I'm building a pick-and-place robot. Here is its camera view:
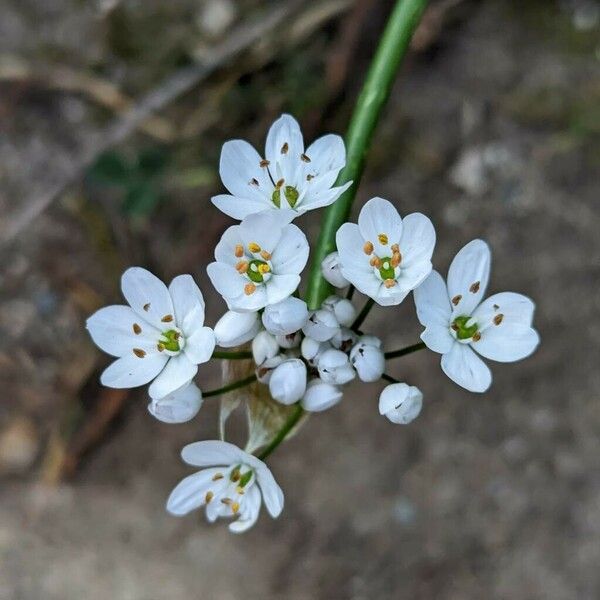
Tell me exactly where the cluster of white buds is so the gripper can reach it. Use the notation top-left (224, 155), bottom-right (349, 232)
top-left (86, 114), bottom-right (539, 533)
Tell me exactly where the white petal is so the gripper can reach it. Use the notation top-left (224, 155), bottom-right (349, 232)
top-left (441, 343), bottom-right (491, 393)
top-left (421, 325), bottom-right (454, 354)
top-left (121, 267), bottom-right (174, 330)
top-left (358, 197), bottom-right (403, 256)
top-left (321, 251), bottom-right (350, 288)
top-left (473, 324), bottom-right (539, 363)
top-left (168, 275), bottom-right (205, 334)
top-left (270, 224), bottom-right (309, 275)
top-left (229, 485), bottom-right (262, 533)
top-left (229, 285), bottom-right (269, 312)
top-left (447, 239), bottom-right (491, 317)
top-left (297, 181), bottom-right (352, 211)
top-left (379, 383), bottom-right (423, 425)
top-left (255, 463), bottom-right (285, 518)
top-left (214, 224), bottom-right (243, 266)
top-left (373, 283), bottom-right (410, 307)
top-left (214, 310), bottom-right (261, 347)
top-left (266, 274), bottom-right (300, 305)
top-left (87, 305), bottom-right (161, 357)
top-left (100, 352), bottom-right (167, 388)
top-left (302, 134), bottom-right (346, 193)
top-left (301, 379), bottom-right (343, 412)
top-left (262, 296), bottom-right (309, 336)
top-left (148, 353), bottom-right (198, 399)
top-left (398, 213), bottom-right (436, 268)
top-left (343, 268), bottom-right (384, 300)
top-left (252, 331), bottom-right (279, 364)
top-left (413, 270), bottom-right (452, 328)
top-left (184, 326), bottom-right (216, 365)
top-left (211, 194), bottom-right (270, 220)
top-left (238, 212), bottom-right (284, 255)
top-left (472, 292), bottom-right (536, 329)
top-left (265, 114), bottom-right (304, 184)
top-left (206, 262), bottom-right (246, 300)
top-left (148, 382), bottom-right (203, 424)
top-left (268, 359), bottom-right (307, 405)
top-left (181, 440), bottom-right (247, 467)
top-left (166, 468), bottom-right (222, 516)
top-left (336, 223), bottom-right (371, 273)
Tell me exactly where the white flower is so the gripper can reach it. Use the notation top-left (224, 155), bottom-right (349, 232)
top-left (414, 239), bottom-right (540, 393)
top-left (379, 383), bottom-right (423, 424)
top-left (302, 309), bottom-right (339, 342)
top-left (322, 295), bottom-right (356, 327)
top-left (214, 310), bottom-right (261, 348)
top-left (321, 251), bottom-right (350, 288)
top-left (318, 348), bottom-right (355, 385)
top-left (252, 331), bottom-right (279, 365)
top-left (207, 212), bottom-right (309, 312)
top-left (301, 379), bottom-right (343, 412)
top-left (350, 337), bottom-right (385, 382)
top-left (268, 359), bottom-right (307, 404)
top-left (166, 440), bottom-right (284, 533)
top-left (300, 336), bottom-right (328, 366)
top-left (262, 296), bottom-right (309, 336)
top-left (336, 197), bottom-right (436, 306)
top-left (147, 382), bottom-right (203, 424)
top-left (256, 355), bottom-right (285, 384)
top-left (87, 268), bottom-right (215, 400)
top-left (275, 332), bottom-right (301, 349)
top-left (212, 113), bottom-right (352, 220)
top-left (330, 327), bottom-right (358, 353)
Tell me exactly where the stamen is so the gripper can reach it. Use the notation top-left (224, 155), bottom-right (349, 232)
top-left (391, 252), bottom-right (402, 268)
top-left (236, 486), bottom-right (245, 495)
top-left (300, 153), bottom-right (311, 163)
top-left (244, 283), bottom-right (256, 295)
top-left (221, 498), bottom-right (232, 506)
top-left (384, 279), bottom-right (397, 288)
top-left (205, 491), bottom-right (214, 504)
top-left (281, 142), bottom-right (289, 154)
top-left (370, 256), bottom-right (381, 268)
top-left (212, 473), bottom-right (224, 481)
top-left (493, 314), bottom-right (504, 326)
top-left (132, 323), bottom-right (142, 334)
top-left (234, 244), bottom-right (244, 258)
top-left (161, 314), bottom-right (174, 323)
top-left (472, 332), bottom-right (482, 342)
top-left (259, 159), bottom-right (270, 168)
top-left (248, 242), bottom-right (261, 253)
top-left (306, 174), bottom-right (314, 181)
top-left (231, 502), bottom-right (240, 514)
top-left (157, 342), bottom-right (165, 352)
top-left (378, 233), bottom-right (388, 245)
top-left (275, 178), bottom-right (284, 189)
top-left (391, 243), bottom-right (399, 253)
top-left (236, 261), bottom-right (249, 273)
top-left (133, 348), bottom-right (146, 358)
top-left (469, 281), bottom-right (481, 293)
top-left (249, 178), bottom-right (259, 186)
top-left (363, 241), bottom-right (374, 255)
top-left (143, 303), bottom-right (151, 312)
top-left (452, 295), bottom-right (462, 306)
top-left (258, 264), bottom-right (271, 274)
top-left (260, 250), bottom-right (271, 260)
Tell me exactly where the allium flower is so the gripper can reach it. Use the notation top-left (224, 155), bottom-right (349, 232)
top-left (302, 379), bottom-right (343, 412)
top-left (300, 336), bottom-right (328, 367)
top-left (147, 382), bottom-right (203, 424)
top-left (262, 296), bottom-right (309, 336)
top-left (336, 197), bottom-right (436, 306)
top-left (302, 308), bottom-right (339, 342)
top-left (350, 336), bottom-right (385, 382)
top-left (269, 359), bottom-right (307, 404)
top-left (252, 330), bottom-right (279, 365)
top-left (207, 212), bottom-right (309, 312)
top-left (414, 239), bottom-right (540, 393)
top-left (212, 114), bottom-right (352, 220)
top-left (318, 348), bottom-right (356, 385)
top-left (321, 251), bottom-right (350, 288)
top-left (167, 441), bottom-right (284, 533)
top-left (87, 268), bottom-right (215, 399)
top-left (321, 295), bottom-right (356, 327)
top-left (256, 355), bottom-right (285, 384)
top-left (379, 383), bottom-right (423, 424)
top-left (214, 310), bottom-right (261, 347)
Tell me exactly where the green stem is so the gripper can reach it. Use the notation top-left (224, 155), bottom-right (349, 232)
top-left (351, 297), bottom-right (375, 332)
top-left (345, 285), bottom-right (355, 301)
top-left (382, 373), bottom-right (400, 383)
top-left (203, 374), bottom-right (256, 398)
top-left (384, 341), bottom-right (426, 359)
top-left (305, 0), bottom-right (429, 310)
top-left (256, 404), bottom-right (304, 461)
top-left (211, 350), bottom-right (253, 360)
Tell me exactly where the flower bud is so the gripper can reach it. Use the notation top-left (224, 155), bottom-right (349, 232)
top-left (350, 337), bottom-right (385, 382)
top-left (147, 382), bottom-right (203, 424)
top-left (214, 310), bottom-right (260, 348)
top-left (331, 327), bottom-right (358, 353)
top-left (322, 295), bottom-right (356, 327)
top-left (301, 379), bottom-right (343, 412)
top-left (276, 331), bottom-right (301, 349)
top-left (318, 348), bottom-right (355, 385)
top-left (262, 297), bottom-right (309, 336)
top-left (302, 309), bottom-right (339, 342)
top-left (300, 336), bottom-right (328, 366)
top-left (379, 383), bottom-right (423, 424)
top-left (321, 251), bottom-right (349, 288)
top-left (252, 330), bottom-right (279, 365)
top-left (256, 354), bottom-right (285, 384)
top-left (269, 359), bottom-right (307, 405)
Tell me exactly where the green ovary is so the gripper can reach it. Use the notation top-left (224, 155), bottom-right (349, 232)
top-left (161, 329), bottom-right (181, 352)
top-left (247, 259), bottom-right (269, 283)
top-left (271, 185), bottom-right (299, 208)
top-left (378, 257), bottom-right (395, 281)
top-left (452, 315), bottom-right (478, 340)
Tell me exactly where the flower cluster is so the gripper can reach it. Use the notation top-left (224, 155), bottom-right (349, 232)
top-left (86, 114), bottom-right (539, 533)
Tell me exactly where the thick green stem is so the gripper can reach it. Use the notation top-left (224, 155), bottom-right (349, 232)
top-left (256, 404), bottom-right (304, 461)
top-left (351, 297), bottom-right (375, 332)
top-left (203, 374), bottom-right (256, 398)
top-left (305, 0), bottom-right (429, 310)
top-left (211, 350), bottom-right (253, 360)
top-left (384, 341), bottom-right (426, 359)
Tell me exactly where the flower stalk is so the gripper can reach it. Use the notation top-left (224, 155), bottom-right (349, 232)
top-left (384, 341), bottom-right (426, 359)
top-left (203, 374), bottom-right (257, 398)
top-left (211, 350), bottom-right (253, 360)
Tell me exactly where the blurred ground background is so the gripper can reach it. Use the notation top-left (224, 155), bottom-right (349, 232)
top-left (0, 0), bottom-right (599, 598)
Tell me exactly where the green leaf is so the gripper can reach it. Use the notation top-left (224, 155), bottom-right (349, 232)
top-left (122, 182), bottom-right (161, 215)
top-left (136, 148), bottom-right (169, 177)
top-left (88, 152), bottom-right (131, 186)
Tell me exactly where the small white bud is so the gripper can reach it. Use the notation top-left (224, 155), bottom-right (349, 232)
top-left (301, 379), bottom-right (343, 412)
top-left (302, 309), bottom-right (339, 342)
top-left (321, 251), bottom-right (349, 288)
top-left (322, 295), bottom-right (356, 327)
top-left (330, 327), bottom-right (358, 353)
top-left (147, 382), bottom-right (203, 424)
top-left (252, 330), bottom-right (279, 365)
top-left (276, 331), bottom-right (302, 349)
top-left (255, 354), bottom-right (285, 384)
top-left (350, 337), bottom-right (385, 382)
top-left (379, 383), bottom-right (423, 424)
top-left (318, 348), bottom-right (355, 385)
top-left (262, 297), bottom-right (309, 336)
top-left (269, 359), bottom-right (307, 405)
top-left (300, 336), bottom-right (328, 366)
top-left (357, 334), bottom-right (382, 349)
top-left (213, 310), bottom-right (260, 348)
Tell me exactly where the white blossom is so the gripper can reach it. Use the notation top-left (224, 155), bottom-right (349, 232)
top-left (414, 239), bottom-right (540, 393)
top-left (379, 383), bottom-right (423, 424)
top-left (318, 348), bottom-right (356, 385)
top-left (262, 296), bottom-right (309, 336)
top-left (268, 359), bottom-right (307, 404)
top-left (212, 114), bottom-right (352, 220)
top-left (300, 336), bottom-right (328, 366)
top-left (322, 295), bottom-right (356, 327)
top-left (214, 310), bottom-right (261, 348)
top-left (256, 355), bottom-right (285, 384)
top-left (275, 332), bottom-right (302, 349)
top-left (336, 197), bottom-right (436, 306)
top-left (87, 268), bottom-right (215, 400)
top-left (330, 327), bottom-right (358, 353)
top-left (147, 382), bottom-right (203, 424)
top-left (350, 336), bottom-right (385, 382)
top-left (321, 251), bottom-right (350, 288)
top-left (302, 309), bottom-right (339, 342)
top-left (207, 211), bottom-right (309, 312)
top-left (252, 330), bottom-right (279, 365)
top-left (166, 440), bottom-right (284, 533)
top-left (301, 379), bottom-right (343, 412)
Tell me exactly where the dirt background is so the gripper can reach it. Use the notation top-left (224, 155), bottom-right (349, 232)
top-left (1, 0), bottom-right (599, 598)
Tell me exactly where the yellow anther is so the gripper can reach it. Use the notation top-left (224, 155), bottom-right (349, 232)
top-left (369, 256), bottom-right (381, 268)
top-left (157, 342), bottom-right (165, 352)
top-left (161, 314), bottom-right (174, 323)
top-left (493, 314), bottom-right (504, 326)
top-left (384, 279), bottom-right (397, 288)
top-left (236, 261), bottom-right (249, 274)
top-left (258, 264), bottom-right (271, 274)
top-left (234, 244), bottom-right (244, 258)
top-left (244, 283), bottom-right (256, 295)
top-left (236, 486), bottom-right (245, 495)
top-left (391, 243), bottom-right (399, 253)
top-left (132, 323), bottom-right (142, 334)
top-left (363, 241), bottom-right (374, 255)
top-left (391, 252), bottom-right (402, 268)
top-left (260, 250), bottom-right (271, 261)
top-left (231, 502), bottom-right (240, 514)
top-left (133, 348), bottom-right (146, 358)
top-left (275, 178), bottom-right (284, 189)
top-left (378, 233), bottom-right (388, 245)
top-left (205, 491), bottom-right (214, 504)
top-left (248, 242), bottom-right (261, 253)
top-left (472, 332), bottom-right (482, 342)
top-left (469, 281), bottom-right (481, 293)
top-left (212, 473), bottom-right (224, 481)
